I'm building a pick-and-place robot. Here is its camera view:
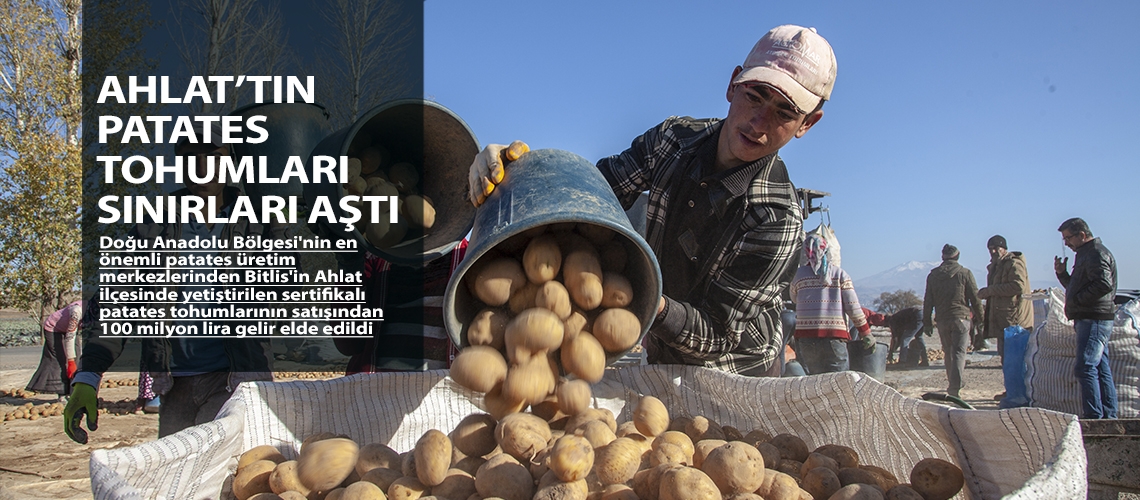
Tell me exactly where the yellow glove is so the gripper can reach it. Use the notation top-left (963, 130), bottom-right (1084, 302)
top-left (467, 140), bottom-right (529, 207)
top-left (64, 382), bottom-right (98, 444)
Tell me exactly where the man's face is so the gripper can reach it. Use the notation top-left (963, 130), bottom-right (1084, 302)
top-left (1061, 230), bottom-right (1087, 251)
top-left (179, 143), bottom-right (229, 198)
top-left (717, 69), bottom-right (822, 170)
top-left (988, 246), bottom-right (1008, 260)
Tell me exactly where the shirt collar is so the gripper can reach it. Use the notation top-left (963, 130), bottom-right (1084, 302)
top-left (695, 127), bottom-right (778, 199)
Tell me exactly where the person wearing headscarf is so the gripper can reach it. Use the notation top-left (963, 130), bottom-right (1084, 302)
top-left (789, 234), bottom-right (872, 374)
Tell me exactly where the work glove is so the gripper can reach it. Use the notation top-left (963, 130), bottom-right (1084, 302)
top-left (467, 141), bottom-right (530, 207)
top-left (860, 335), bottom-right (876, 350)
top-left (64, 382), bottom-right (98, 444)
top-left (66, 359), bottom-right (77, 379)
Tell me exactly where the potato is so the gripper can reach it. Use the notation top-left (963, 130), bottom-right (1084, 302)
top-left (534, 475), bottom-right (589, 500)
top-left (347, 158), bottom-right (363, 178)
top-left (744, 429), bottom-right (773, 445)
top-left (548, 434), bottom-right (594, 482)
top-left (432, 469), bottom-right (477, 500)
top-left (615, 421), bottom-right (642, 439)
top-left (356, 443), bottom-right (401, 476)
top-left (276, 492), bottom-right (307, 500)
top-left (595, 483), bottom-right (638, 500)
top-left (531, 396), bottom-right (563, 421)
top-left (367, 218), bottom-right (407, 249)
top-left (360, 466), bottom-right (403, 492)
top-left (777, 459), bottom-right (803, 479)
top-left (387, 162), bottom-right (418, 192)
top-left (268, 461), bottom-right (310, 496)
top-left (722, 426), bottom-right (745, 443)
top-left (757, 442), bottom-right (782, 469)
top-left (402, 450), bottom-right (417, 477)
top-left (649, 442), bottom-right (689, 467)
top-left (468, 308), bottom-right (509, 350)
top-left (414, 429), bottom-right (451, 487)
top-left (659, 466), bottom-right (722, 500)
top-left (387, 476), bottom-right (427, 500)
top-left (452, 455), bottom-right (487, 477)
top-left (802, 466), bottom-right (842, 500)
top-left (496, 412), bottom-right (553, 462)
top-left (702, 441), bottom-right (765, 495)
top-left (600, 273), bottom-right (633, 308)
top-left (813, 444), bottom-right (859, 469)
top-left (346, 176), bottom-right (367, 196)
top-left (723, 494), bottom-right (763, 500)
top-left (238, 445), bottom-right (287, 475)
top-left (591, 308), bottom-right (641, 352)
top-left (801, 452), bottom-right (840, 476)
top-left (652, 431), bottom-right (695, 462)
top-left (884, 484), bottom-right (924, 500)
top-left (754, 470), bottom-right (801, 500)
top-left (563, 249), bottom-right (604, 310)
top-left (908, 458), bottom-right (963, 500)
top-left (536, 281), bottom-right (573, 319)
top-left (564, 408), bottom-right (618, 434)
top-left (474, 258), bottom-right (526, 306)
top-left (685, 416), bottom-right (726, 442)
top-left (631, 464), bottom-right (681, 500)
top-left (598, 241), bottom-right (627, 274)
top-left (484, 382), bottom-right (526, 420)
top-left (508, 281), bottom-right (540, 314)
top-left (365, 177), bottom-right (399, 198)
top-left (403, 195), bottom-right (435, 228)
top-left (593, 437), bottom-right (643, 485)
top-left (838, 467), bottom-right (889, 491)
top-left (326, 490), bottom-right (347, 500)
top-left (234, 459), bottom-right (277, 500)
top-left (451, 413), bottom-right (498, 458)
top-left (523, 235), bottom-right (562, 284)
top-left (828, 483), bottom-right (884, 500)
top-left (341, 481), bottom-right (386, 500)
top-left (859, 466), bottom-right (898, 490)
top-left (572, 419), bottom-right (613, 449)
top-left (300, 432), bottom-right (338, 455)
top-left (502, 354), bottom-right (558, 405)
top-left (770, 434), bottom-right (810, 462)
top-left (561, 332), bottom-right (606, 383)
top-left (563, 310), bottom-right (589, 342)
top-left (506, 308), bottom-right (566, 353)
top-left (450, 346), bottom-right (508, 393)
top-left (359, 147), bottom-right (386, 175)
top-left (693, 439), bottom-right (728, 470)
top-left (633, 395), bottom-right (670, 437)
top-left (297, 438), bottom-right (360, 492)
top-left (556, 379), bottom-right (592, 416)
top-left (247, 493), bottom-right (284, 500)
top-left (475, 454), bottom-right (535, 500)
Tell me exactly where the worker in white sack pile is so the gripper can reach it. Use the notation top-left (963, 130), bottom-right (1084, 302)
top-left (468, 25), bottom-right (837, 376)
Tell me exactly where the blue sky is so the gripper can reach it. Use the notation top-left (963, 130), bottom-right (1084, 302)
top-left (424, 1), bottom-right (1139, 289)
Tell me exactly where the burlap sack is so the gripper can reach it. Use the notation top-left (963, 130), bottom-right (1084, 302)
top-left (89, 366), bottom-right (1084, 499)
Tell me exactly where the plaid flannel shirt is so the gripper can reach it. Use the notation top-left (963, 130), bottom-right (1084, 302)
top-left (597, 116), bottom-right (804, 375)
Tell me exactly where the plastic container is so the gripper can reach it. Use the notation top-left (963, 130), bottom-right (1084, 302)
top-left (442, 149), bottom-right (662, 364)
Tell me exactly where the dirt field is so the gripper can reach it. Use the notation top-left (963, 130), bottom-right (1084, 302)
top-left (0, 338), bottom-right (1006, 499)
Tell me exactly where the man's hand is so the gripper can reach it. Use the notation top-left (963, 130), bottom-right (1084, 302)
top-left (1054, 256), bottom-right (1068, 275)
top-left (860, 335), bottom-right (876, 350)
top-left (66, 359), bottom-right (77, 379)
top-left (977, 287), bottom-right (989, 299)
top-left (64, 382), bottom-right (98, 444)
top-left (467, 141), bottom-right (529, 207)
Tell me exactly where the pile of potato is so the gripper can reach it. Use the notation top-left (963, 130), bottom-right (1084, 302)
top-left (99, 377), bottom-right (139, 389)
top-left (450, 223), bottom-right (644, 419)
top-left (2, 397), bottom-right (140, 421)
top-left (341, 142), bottom-right (435, 250)
top-left (2, 387), bottom-right (37, 399)
top-left (227, 397), bottom-right (964, 500)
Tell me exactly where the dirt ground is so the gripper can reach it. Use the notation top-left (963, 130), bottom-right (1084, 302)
top-left (0, 336), bottom-right (1007, 499)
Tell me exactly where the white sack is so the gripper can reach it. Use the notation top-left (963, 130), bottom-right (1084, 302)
top-left (89, 366), bottom-right (1085, 500)
top-left (1024, 288), bottom-right (1140, 418)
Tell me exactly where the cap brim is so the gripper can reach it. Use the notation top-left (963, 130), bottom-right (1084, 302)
top-left (733, 66), bottom-right (821, 114)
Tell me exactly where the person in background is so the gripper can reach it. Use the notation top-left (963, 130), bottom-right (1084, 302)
top-left (1055, 217), bottom-right (1117, 419)
top-left (469, 25), bottom-right (838, 376)
top-left (885, 306), bottom-right (928, 368)
top-left (976, 234), bottom-right (1033, 400)
top-left (790, 234), bottom-right (873, 374)
top-left (27, 299), bottom-right (85, 400)
top-left (923, 244), bottom-right (984, 397)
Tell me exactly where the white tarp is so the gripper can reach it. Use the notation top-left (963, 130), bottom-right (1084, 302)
top-left (89, 366), bottom-right (1085, 500)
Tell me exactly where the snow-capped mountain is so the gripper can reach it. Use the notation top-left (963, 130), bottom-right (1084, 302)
top-left (853, 260), bottom-right (987, 304)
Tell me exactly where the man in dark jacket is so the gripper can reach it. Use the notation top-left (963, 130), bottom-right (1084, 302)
top-left (886, 306), bottom-right (927, 368)
top-left (923, 244), bottom-right (984, 397)
top-left (1055, 217), bottom-right (1118, 419)
top-left (977, 235), bottom-right (1034, 367)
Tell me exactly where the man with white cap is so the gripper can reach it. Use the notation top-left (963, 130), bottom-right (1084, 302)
top-left (468, 25), bottom-right (837, 376)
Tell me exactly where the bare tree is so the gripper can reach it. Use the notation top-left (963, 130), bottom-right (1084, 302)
top-left (872, 289), bottom-right (923, 314)
top-left (316, 0), bottom-right (416, 129)
top-left (170, 0), bottom-right (292, 115)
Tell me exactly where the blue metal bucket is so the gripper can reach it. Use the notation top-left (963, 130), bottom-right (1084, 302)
top-left (304, 99), bottom-right (478, 266)
top-left (442, 149), bottom-right (662, 364)
top-left (848, 340), bottom-right (889, 381)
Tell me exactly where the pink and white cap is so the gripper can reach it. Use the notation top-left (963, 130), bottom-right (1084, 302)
top-left (732, 25), bottom-right (837, 114)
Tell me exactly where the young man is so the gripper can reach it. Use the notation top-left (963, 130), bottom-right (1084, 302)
top-left (923, 244), bottom-right (983, 397)
top-left (469, 25), bottom-right (837, 376)
top-left (1055, 217), bottom-right (1118, 419)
